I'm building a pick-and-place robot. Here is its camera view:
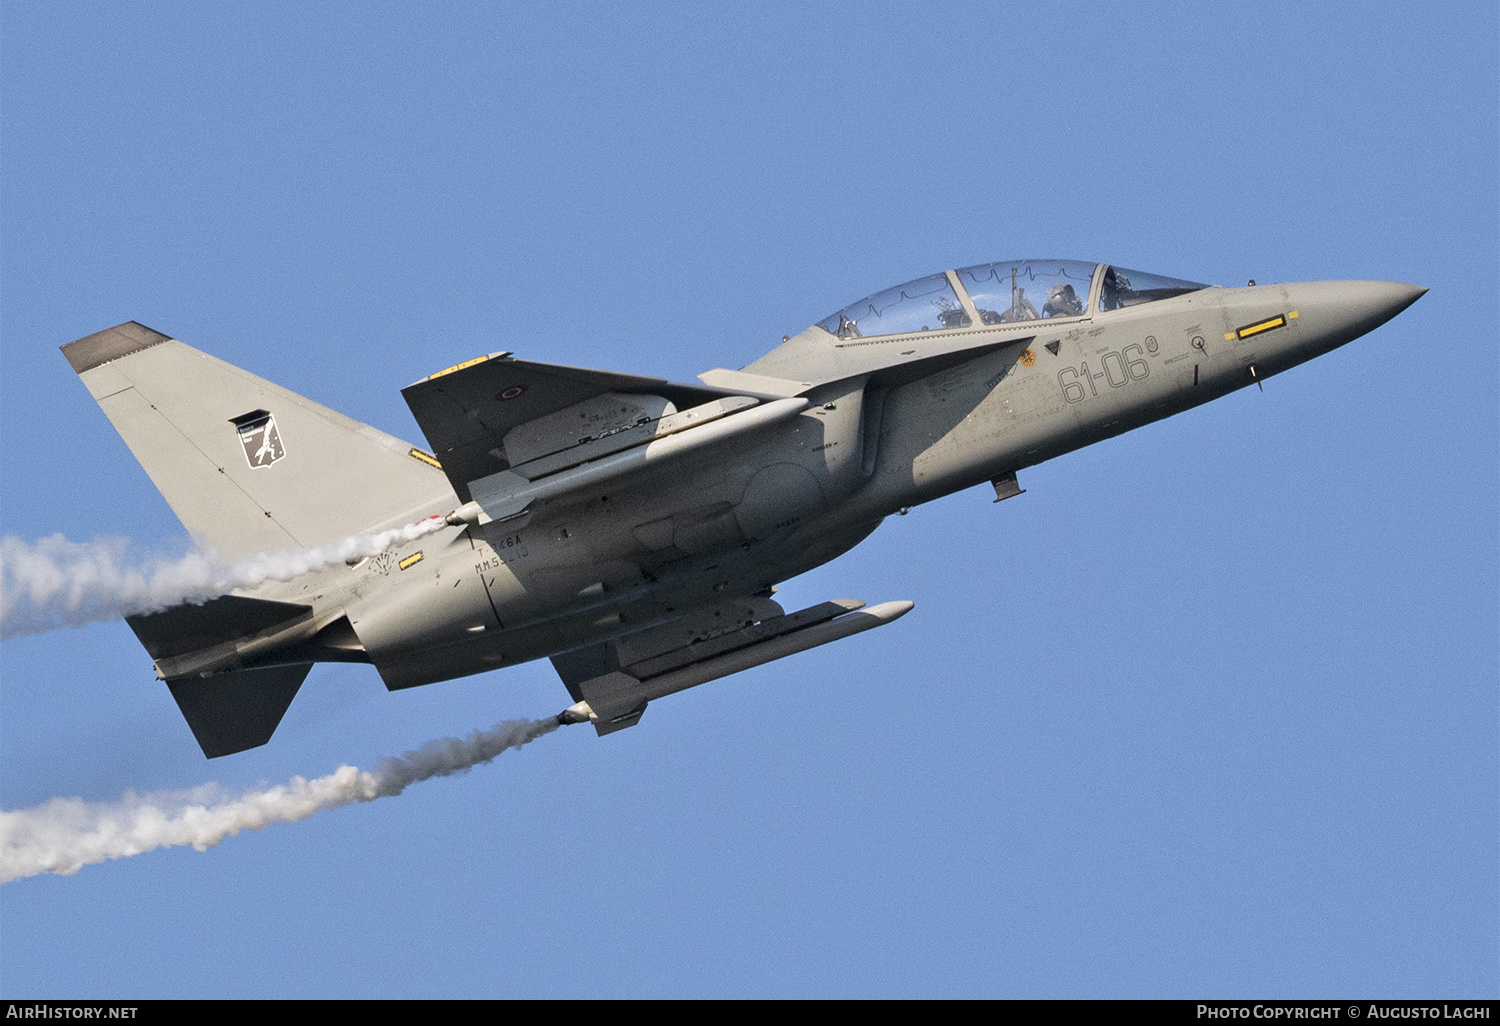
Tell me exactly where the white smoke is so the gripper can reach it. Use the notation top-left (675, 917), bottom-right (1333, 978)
top-left (0, 516), bottom-right (448, 640)
top-left (0, 716), bottom-right (562, 884)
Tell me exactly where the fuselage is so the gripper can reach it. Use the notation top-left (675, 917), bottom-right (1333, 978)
top-left (245, 268), bottom-right (1425, 692)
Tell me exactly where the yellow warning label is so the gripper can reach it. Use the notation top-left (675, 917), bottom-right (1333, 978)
top-left (1236, 314), bottom-right (1287, 340)
top-left (408, 447), bottom-right (443, 469)
top-left (427, 355), bottom-right (490, 381)
top-left (1018, 348), bottom-right (1036, 367)
top-left (399, 551), bottom-right (424, 571)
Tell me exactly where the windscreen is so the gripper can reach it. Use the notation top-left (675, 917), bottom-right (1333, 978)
top-left (1098, 266), bottom-right (1208, 310)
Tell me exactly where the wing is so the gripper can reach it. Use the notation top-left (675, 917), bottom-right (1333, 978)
top-left (402, 354), bottom-right (806, 522)
top-left (400, 353), bottom-right (763, 503)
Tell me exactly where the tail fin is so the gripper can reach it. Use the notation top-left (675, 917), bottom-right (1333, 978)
top-left (62, 322), bottom-right (452, 563)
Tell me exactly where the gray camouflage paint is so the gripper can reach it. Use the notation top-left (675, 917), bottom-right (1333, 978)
top-left (64, 268), bottom-right (1425, 753)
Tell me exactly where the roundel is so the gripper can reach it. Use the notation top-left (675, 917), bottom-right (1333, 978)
top-left (495, 385), bottom-right (528, 402)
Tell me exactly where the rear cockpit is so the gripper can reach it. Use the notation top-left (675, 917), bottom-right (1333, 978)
top-left (811, 261), bottom-right (1210, 340)
top-left (956, 260), bottom-right (1096, 325)
top-left (817, 272), bottom-right (971, 339)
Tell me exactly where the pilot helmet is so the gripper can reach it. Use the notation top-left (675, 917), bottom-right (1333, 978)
top-left (1046, 282), bottom-right (1082, 316)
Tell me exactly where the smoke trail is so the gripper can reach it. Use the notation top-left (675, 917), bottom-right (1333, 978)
top-left (0, 516), bottom-right (448, 640)
top-left (0, 716), bottom-right (562, 884)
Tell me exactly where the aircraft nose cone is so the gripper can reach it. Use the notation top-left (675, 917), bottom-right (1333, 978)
top-left (1351, 280), bottom-right (1428, 323)
top-left (1289, 279), bottom-right (1427, 350)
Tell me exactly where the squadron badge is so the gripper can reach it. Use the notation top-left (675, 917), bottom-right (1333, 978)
top-left (231, 409), bottom-right (286, 469)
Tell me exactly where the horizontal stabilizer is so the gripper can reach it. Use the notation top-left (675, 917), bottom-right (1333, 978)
top-left (166, 663), bottom-right (312, 758)
top-left (402, 353), bottom-right (755, 502)
top-left (127, 595), bottom-right (313, 661)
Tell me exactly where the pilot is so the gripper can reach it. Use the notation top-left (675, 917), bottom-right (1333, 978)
top-left (836, 314), bottom-right (860, 339)
top-left (1099, 267), bottom-right (1121, 310)
top-left (1043, 283), bottom-right (1083, 318)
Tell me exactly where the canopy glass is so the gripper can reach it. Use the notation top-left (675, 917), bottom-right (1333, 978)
top-left (812, 261), bottom-right (1210, 339)
top-left (956, 260), bottom-right (1096, 324)
top-left (816, 273), bottom-right (969, 340)
top-left (1098, 266), bottom-right (1209, 310)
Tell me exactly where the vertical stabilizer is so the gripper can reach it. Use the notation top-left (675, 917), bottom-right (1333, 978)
top-left (62, 322), bottom-right (453, 563)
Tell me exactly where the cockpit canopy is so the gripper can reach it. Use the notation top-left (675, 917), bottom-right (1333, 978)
top-left (815, 261), bottom-right (1208, 340)
top-left (1097, 265), bottom-right (1207, 311)
top-left (956, 260), bottom-right (1096, 325)
top-left (817, 272), bottom-right (972, 339)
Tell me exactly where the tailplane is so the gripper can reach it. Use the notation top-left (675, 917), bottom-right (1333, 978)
top-left (165, 664), bottom-right (312, 758)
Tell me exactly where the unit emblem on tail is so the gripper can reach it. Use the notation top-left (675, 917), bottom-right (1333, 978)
top-left (231, 409), bottom-right (286, 468)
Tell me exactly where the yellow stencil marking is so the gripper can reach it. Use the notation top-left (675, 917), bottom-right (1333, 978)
top-left (1224, 331), bottom-right (1236, 341)
top-left (399, 551), bottom-right (424, 571)
top-left (1018, 348), bottom-right (1036, 367)
top-left (1288, 310), bottom-right (1298, 319)
top-left (1236, 314), bottom-right (1287, 340)
top-left (427, 355), bottom-right (490, 381)
top-left (408, 447), bottom-right (443, 469)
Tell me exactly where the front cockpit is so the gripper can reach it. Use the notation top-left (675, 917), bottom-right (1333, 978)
top-left (812, 261), bottom-right (1210, 341)
top-left (1097, 265), bottom-right (1210, 311)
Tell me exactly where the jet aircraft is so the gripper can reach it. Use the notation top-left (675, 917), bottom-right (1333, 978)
top-left (60, 261), bottom-right (1425, 756)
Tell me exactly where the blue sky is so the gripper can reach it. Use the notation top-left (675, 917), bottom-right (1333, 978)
top-left (1, 1), bottom-right (1495, 998)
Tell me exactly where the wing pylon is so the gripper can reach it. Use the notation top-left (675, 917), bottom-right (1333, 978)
top-left (553, 597), bottom-right (914, 734)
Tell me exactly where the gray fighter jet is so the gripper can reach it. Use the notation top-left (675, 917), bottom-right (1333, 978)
top-left (61, 262), bottom-right (1425, 756)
